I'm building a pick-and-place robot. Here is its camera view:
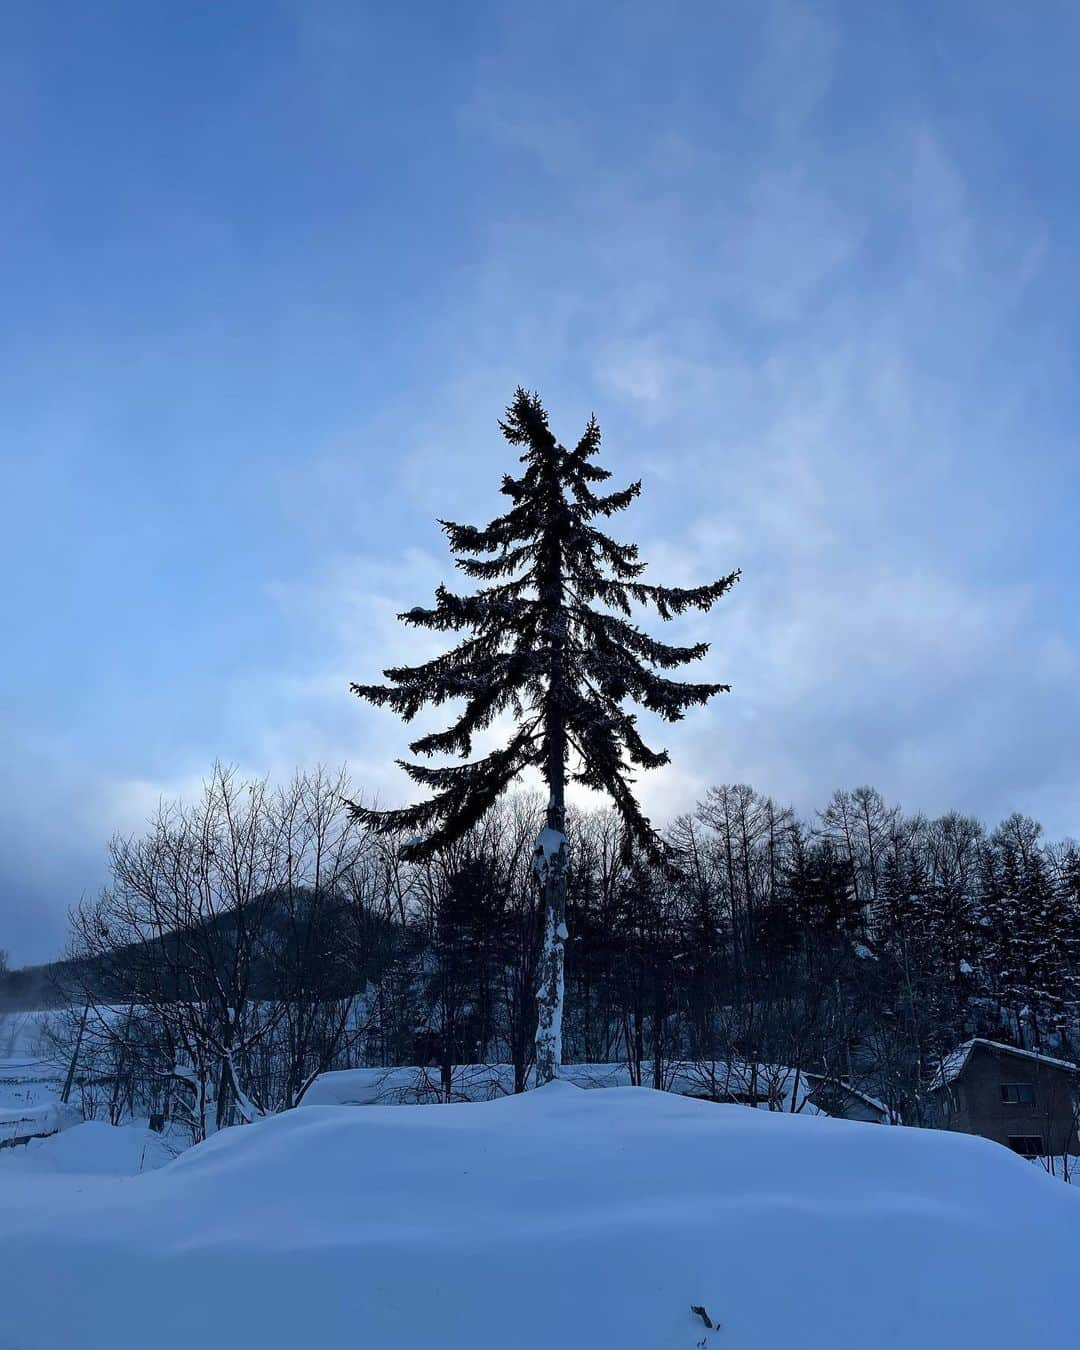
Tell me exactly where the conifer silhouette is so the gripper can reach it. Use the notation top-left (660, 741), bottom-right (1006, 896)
top-left (349, 388), bottom-right (738, 1080)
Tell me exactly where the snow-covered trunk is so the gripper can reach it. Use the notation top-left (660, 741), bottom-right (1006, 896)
top-left (535, 578), bottom-right (569, 1086)
top-left (223, 1047), bottom-right (264, 1124)
top-left (172, 1061), bottom-right (208, 1143)
top-left (534, 829), bottom-right (568, 1085)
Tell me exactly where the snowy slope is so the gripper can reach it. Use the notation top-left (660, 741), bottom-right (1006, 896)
top-left (1, 1082), bottom-right (1079, 1349)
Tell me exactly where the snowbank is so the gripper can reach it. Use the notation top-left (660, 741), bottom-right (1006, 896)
top-left (0, 1098), bottom-right (80, 1145)
top-left (0, 1120), bottom-right (176, 1176)
top-left (1, 1083), bottom-right (1079, 1348)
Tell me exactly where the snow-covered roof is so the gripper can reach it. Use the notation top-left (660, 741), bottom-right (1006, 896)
top-left (302, 1060), bottom-right (829, 1114)
top-left (930, 1039), bottom-right (1079, 1089)
top-left (803, 1074), bottom-right (889, 1119)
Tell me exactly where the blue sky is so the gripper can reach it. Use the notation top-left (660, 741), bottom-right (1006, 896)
top-left (2, 1), bottom-right (1079, 963)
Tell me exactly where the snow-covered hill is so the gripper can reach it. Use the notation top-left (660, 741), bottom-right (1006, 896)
top-left (1, 1081), bottom-right (1079, 1349)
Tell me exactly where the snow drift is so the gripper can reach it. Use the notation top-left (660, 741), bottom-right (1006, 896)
top-left (0, 1098), bottom-right (80, 1146)
top-left (1, 1082), bottom-right (1079, 1349)
top-left (1, 1119), bottom-right (176, 1176)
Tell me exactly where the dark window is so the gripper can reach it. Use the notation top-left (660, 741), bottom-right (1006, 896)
top-left (1007, 1135), bottom-right (1044, 1157)
top-left (1000, 1083), bottom-right (1036, 1105)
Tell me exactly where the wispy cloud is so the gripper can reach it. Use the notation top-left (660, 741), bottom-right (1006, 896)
top-left (3, 1), bottom-right (1079, 961)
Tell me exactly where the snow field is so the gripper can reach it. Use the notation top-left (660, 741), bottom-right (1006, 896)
top-left (1, 1080), bottom-right (1079, 1348)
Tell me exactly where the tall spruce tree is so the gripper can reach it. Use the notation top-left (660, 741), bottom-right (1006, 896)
top-left (349, 389), bottom-right (738, 1083)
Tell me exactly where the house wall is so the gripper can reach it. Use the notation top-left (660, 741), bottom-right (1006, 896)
top-left (935, 1045), bottom-right (1079, 1155)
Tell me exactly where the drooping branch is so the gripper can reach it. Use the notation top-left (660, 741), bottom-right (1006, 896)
top-left (348, 386), bottom-right (738, 873)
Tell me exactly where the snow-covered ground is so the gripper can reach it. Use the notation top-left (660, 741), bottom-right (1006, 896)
top-left (2, 1080), bottom-right (1079, 1349)
top-left (0, 1009), bottom-right (54, 1060)
top-left (0, 1012), bottom-right (70, 1146)
top-left (0, 1011), bottom-right (185, 1168)
top-left (1, 1118), bottom-right (177, 1175)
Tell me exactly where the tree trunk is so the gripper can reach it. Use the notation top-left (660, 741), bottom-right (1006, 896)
top-left (60, 1005), bottom-right (89, 1105)
top-left (534, 547), bottom-right (569, 1087)
top-left (534, 834), bottom-right (568, 1085)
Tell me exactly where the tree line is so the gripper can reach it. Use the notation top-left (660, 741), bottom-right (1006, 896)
top-left (29, 765), bottom-right (1078, 1141)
